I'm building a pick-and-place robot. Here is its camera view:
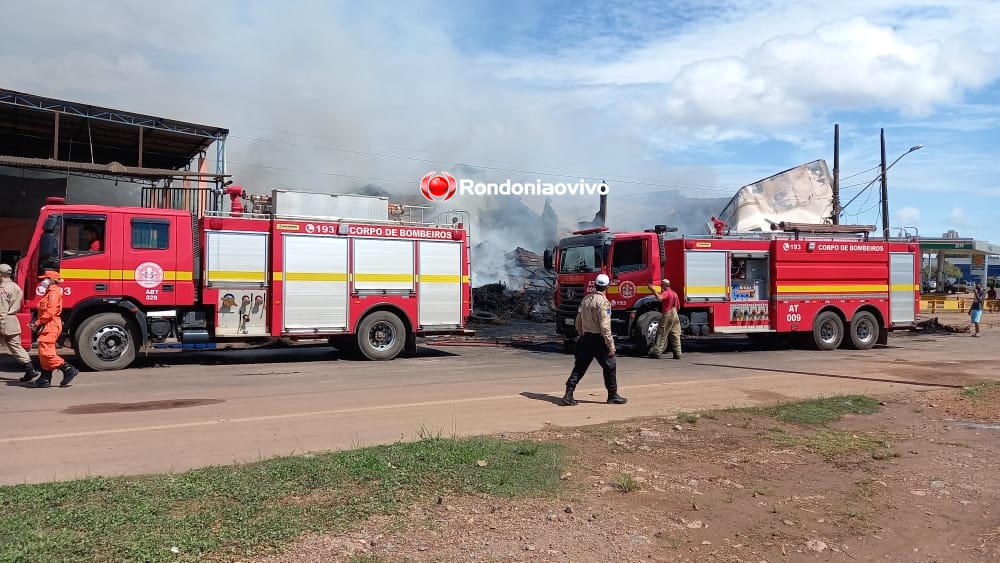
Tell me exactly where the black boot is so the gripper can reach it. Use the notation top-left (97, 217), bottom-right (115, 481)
top-left (607, 391), bottom-right (628, 404)
top-left (19, 363), bottom-right (41, 383)
top-left (59, 363), bottom-right (80, 387)
top-left (561, 371), bottom-right (582, 406)
top-left (560, 384), bottom-right (578, 406)
top-left (673, 349), bottom-right (682, 360)
top-left (31, 371), bottom-right (52, 388)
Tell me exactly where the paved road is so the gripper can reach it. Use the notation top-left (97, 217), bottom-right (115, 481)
top-left (1, 330), bottom-right (996, 485)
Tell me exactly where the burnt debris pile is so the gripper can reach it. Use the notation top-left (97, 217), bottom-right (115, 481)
top-left (914, 317), bottom-right (970, 334)
top-left (472, 281), bottom-right (555, 324)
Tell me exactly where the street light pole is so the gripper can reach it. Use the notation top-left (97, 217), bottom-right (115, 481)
top-left (880, 129), bottom-right (889, 240)
top-left (875, 129), bottom-right (923, 240)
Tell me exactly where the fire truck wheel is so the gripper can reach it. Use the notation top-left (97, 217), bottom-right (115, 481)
top-left (357, 311), bottom-right (407, 361)
top-left (632, 311), bottom-right (660, 355)
top-left (812, 310), bottom-right (844, 351)
top-left (848, 311), bottom-right (879, 350)
top-left (75, 312), bottom-right (137, 371)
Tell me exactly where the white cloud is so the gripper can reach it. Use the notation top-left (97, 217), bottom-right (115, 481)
top-left (897, 207), bottom-right (921, 224)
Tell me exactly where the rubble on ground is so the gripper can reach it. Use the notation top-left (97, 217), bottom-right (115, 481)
top-left (914, 317), bottom-right (970, 333)
top-left (472, 281), bottom-right (554, 323)
top-left (470, 246), bottom-right (555, 323)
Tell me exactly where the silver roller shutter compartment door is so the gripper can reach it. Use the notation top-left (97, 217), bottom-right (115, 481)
top-left (418, 241), bottom-right (462, 327)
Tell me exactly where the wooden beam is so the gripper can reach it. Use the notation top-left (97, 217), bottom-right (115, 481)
top-left (52, 112), bottom-right (60, 159)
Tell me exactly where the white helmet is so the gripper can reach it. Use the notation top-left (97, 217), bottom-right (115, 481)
top-left (595, 273), bottom-right (610, 287)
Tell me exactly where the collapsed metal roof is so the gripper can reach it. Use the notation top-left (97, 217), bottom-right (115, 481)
top-left (0, 88), bottom-right (228, 173)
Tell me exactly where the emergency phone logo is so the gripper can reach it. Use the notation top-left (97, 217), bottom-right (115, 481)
top-left (135, 262), bottom-right (164, 289)
top-left (420, 171), bottom-right (457, 202)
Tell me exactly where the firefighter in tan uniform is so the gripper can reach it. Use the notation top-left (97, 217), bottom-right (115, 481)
top-left (1, 264), bottom-right (41, 382)
top-left (561, 274), bottom-right (627, 406)
top-left (648, 278), bottom-right (682, 359)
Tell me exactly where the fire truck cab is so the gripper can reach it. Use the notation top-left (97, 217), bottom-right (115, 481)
top-left (545, 224), bottom-right (920, 353)
top-left (16, 190), bottom-right (473, 371)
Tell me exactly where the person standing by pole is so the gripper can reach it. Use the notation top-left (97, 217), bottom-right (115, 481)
top-left (561, 273), bottom-right (627, 406)
top-left (648, 278), bottom-right (682, 359)
top-left (1, 263), bottom-right (41, 382)
top-left (29, 271), bottom-right (80, 388)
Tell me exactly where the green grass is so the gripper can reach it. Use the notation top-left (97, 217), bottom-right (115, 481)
top-left (754, 395), bottom-right (881, 425)
top-left (961, 382), bottom-right (1000, 398)
top-left (768, 427), bottom-right (887, 457)
top-left (614, 474), bottom-right (641, 493)
top-left (0, 437), bottom-right (564, 563)
top-left (676, 412), bottom-right (699, 424)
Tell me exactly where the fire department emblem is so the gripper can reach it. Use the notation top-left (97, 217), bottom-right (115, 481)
top-left (618, 281), bottom-right (636, 299)
top-left (135, 262), bottom-right (164, 289)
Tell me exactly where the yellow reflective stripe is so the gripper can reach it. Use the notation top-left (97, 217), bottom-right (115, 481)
top-left (419, 274), bottom-right (461, 283)
top-left (778, 284), bottom-right (888, 293)
top-left (61, 269), bottom-right (193, 281)
top-left (283, 272), bottom-right (348, 282)
top-left (463, 275), bottom-right (470, 283)
top-left (890, 284), bottom-right (920, 292)
top-left (687, 285), bottom-right (728, 294)
top-left (354, 273), bottom-right (413, 282)
top-left (208, 270), bottom-right (267, 282)
top-left (60, 268), bottom-right (118, 279)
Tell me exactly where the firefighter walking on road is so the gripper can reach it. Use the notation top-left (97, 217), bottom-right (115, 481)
top-left (561, 274), bottom-right (627, 406)
top-left (1, 264), bottom-right (41, 382)
top-left (29, 271), bottom-right (80, 388)
top-left (648, 278), bottom-right (682, 359)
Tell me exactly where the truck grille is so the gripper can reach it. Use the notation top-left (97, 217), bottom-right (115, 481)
top-left (558, 284), bottom-right (585, 315)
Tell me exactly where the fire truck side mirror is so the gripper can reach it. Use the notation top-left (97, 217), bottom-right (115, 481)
top-left (543, 248), bottom-right (554, 271)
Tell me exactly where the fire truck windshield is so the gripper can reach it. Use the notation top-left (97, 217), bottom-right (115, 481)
top-left (558, 245), bottom-right (603, 273)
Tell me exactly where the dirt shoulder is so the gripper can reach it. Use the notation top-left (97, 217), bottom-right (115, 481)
top-left (267, 387), bottom-right (1000, 562)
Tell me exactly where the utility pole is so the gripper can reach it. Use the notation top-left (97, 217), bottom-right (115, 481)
top-left (880, 128), bottom-right (889, 240)
top-left (832, 124), bottom-right (840, 224)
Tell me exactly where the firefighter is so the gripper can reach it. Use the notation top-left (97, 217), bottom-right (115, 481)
top-left (1, 264), bottom-right (41, 382)
top-left (711, 216), bottom-right (727, 237)
top-left (29, 271), bottom-right (80, 388)
top-left (83, 225), bottom-right (102, 252)
top-left (561, 273), bottom-right (627, 406)
top-left (648, 278), bottom-right (682, 359)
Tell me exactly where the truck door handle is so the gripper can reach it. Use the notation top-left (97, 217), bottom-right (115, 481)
top-left (94, 284), bottom-right (107, 291)
top-left (162, 284), bottom-right (174, 292)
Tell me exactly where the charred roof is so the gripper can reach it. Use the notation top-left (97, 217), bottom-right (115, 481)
top-left (0, 88), bottom-right (228, 172)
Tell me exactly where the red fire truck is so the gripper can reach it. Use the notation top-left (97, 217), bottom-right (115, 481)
top-left (14, 188), bottom-right (473, 371)
top-left (544, 223), bottom-right (920, 353)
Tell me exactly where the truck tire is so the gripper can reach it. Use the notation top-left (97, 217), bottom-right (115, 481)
top-left (75, 312), bottom-right (137, 371)
top-left (632, 310), bottom-right (660, 355)
top-left (848, 311), bottom-right (879, 350)
top-left (812, 310), bottom-right (844, 351)
top-left (357, 311), bottom-right (406, 361)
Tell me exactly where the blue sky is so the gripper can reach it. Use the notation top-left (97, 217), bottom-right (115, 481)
top-left (1, 0), bottom-right (999, 243)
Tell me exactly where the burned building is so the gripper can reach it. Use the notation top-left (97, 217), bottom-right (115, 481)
top-left (0, 88), bottom-right (228, 269)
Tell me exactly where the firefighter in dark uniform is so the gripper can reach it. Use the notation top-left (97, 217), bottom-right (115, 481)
top-left (561, 273), bottom-right (627, 406)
